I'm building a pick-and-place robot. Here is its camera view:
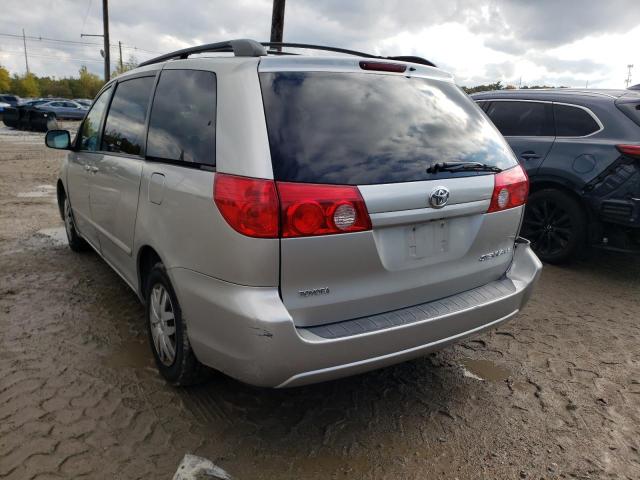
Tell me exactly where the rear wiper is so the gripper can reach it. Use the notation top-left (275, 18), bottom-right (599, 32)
top-left (427, 161), bottom-right (502, 174)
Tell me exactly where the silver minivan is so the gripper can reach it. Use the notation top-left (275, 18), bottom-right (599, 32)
top-left (45, 40), bottom-right (542, 387)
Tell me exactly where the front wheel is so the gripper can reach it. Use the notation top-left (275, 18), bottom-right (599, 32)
top-left (145, 263), bottom-right (208, 386)
top-left (521, 188), bottom-right (586, 264)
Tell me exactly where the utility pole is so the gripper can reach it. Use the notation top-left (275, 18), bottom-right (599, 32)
top-left (22, 28), bottom-right (29, 74)
top-left (118, 41), bottom-right (123, 71)
top-left (625, 64), bottom-right (634, 88)
top-left (102, 0), bottom-right (110, 81)
top-left (270, 0), bottom-right (286, 50)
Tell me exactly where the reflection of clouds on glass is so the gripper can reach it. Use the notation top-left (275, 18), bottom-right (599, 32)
top-left (261, 72), bottom-right (516, 185)
top-left (102, 77), bottom-right (155, 155)
top-left (147, 70), bottom-right (216, 165)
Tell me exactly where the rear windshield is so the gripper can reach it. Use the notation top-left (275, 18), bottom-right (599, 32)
top-left (259, 72), bottom-right (517, 185)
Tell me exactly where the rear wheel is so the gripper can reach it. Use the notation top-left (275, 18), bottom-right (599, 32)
top-left (522, 188), bottom-right (586, 264)
top-left (145, 263), bottom-right (208, 386)
top-left (63, 196), bottom-right (88, 252)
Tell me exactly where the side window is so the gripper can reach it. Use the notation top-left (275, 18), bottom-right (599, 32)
top-left (147, 69), bottom-right (216, 166)
top-left (102, 76), bottom-right (155, 156)
top-left (486, 101), bottom-right (554, 137)
top-left (554, 104), bottom-right (600, 137)
top-left (78, 87), bottom-right (112, 152)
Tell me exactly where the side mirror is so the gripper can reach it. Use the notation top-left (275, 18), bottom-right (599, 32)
top-left (45, 130), bottom-right (71, 150)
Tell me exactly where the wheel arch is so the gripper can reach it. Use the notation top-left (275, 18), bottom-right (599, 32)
top-left (137, 245), bottom-right (163, 303)
top-left (528, 177), bottom-right (590, 215)
top-left (56, 179), bottom-right (66, 220)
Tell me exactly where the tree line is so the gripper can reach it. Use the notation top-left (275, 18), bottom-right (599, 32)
top-left (0, 64), bottom-right (561, 101)
top-left (0, 57), bottom-right (137, 100)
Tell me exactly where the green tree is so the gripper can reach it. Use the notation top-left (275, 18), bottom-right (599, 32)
top-left (74, 66), bottom-right (104, 99)
top-left (11, 73), bottom-right (40, 97)
top-left (0, 65), bottom-right (10, 92)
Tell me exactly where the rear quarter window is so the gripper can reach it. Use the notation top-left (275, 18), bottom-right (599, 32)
top-left (147, 69), bottom-right (217, 166)
top-left (259, 72), bottom-right (517, 185)
top-left (554, 104), bottom-right (600, 137)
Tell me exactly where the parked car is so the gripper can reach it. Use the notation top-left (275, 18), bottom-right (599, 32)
top-left (0, 101), bottom-right (10, 113)
top-left (45, 39), bottom-right (541, 388)
top-left (0, 94), bottom-right (21, 106)
top-left (472, 89), bottom-right (640, 263)
top-left (629, 84), bottom-right (640, 91)
top-left (35, 100), bottom-right (88, 120)
top-left (73, 98), bottom-right (93, 107)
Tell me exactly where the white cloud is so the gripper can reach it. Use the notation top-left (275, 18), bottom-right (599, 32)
top-left (0, 0), bottom-right (638, 89)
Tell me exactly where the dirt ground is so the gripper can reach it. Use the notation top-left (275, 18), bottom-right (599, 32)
top-left (1, 124), bottom-right (639, 480)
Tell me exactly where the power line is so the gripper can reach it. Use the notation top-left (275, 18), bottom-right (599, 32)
top-left (0, 50), bottom-right (104, 64)
top-left (0, 32), bottom-right (161, 54)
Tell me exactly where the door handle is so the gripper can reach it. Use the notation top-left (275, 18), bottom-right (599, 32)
top-left (520, 151), bottom-right (541, 160)
top-left (85, 165), bottom-right (91, 172)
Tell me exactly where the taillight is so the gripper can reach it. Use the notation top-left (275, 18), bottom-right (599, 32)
top-left (278, 182), bottom-right (372, 238)
top-left (616, 144), bottom-right (640, 159)
top-left (487, 164), bottom-right (529, 213)
top-left (359, 61), bottom-right (407, 73)
top-left (214, 174), bottom-right (279, 238)
top-left (213, 174), bottom-right (372, 238)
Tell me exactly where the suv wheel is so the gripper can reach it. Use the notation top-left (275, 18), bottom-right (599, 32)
top-left (522, 188), bottom-right (586, 264)
top-left (63, 196), bottom-right (88, 252)
top-left (145, 263), bottom-right (208, 385)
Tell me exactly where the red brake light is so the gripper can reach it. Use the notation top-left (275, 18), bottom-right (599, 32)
top-left (487, 164), bottom-right (529, 213)
top-left (214, 175), bottom-right (372, 238)
top-left (616, 144), bottom-right (640, 159)
top-left (359, 61), bottom-right (407, 73)
top-left (214, 174), bottom-right (279, 238)
top-left (277, 182), bottom-right (372, 238)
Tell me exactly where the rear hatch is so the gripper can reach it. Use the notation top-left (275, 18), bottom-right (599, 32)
top-left (259, 59), bottom-right (525, 327)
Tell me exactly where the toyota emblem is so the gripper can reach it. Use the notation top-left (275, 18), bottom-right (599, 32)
top-left (429, 186), bottom-right (450, 209)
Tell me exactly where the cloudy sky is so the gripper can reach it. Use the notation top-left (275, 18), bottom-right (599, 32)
top-left (1, 0), bottom-right (639, 88)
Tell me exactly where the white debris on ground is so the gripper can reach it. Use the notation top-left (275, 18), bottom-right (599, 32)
top-left (460, 367), bottom-right (484, 381)
top-left (36, 227), bottom-right (68, 246)
top-left (172, 454), bottom-right (233, 480)
top-left (17, 184), bottom-right (56, 198)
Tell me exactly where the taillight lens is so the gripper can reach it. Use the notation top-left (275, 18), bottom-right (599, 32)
top-left (213, 174), bottom-right (372, 238)
top-left (487, 164), bottom-right (529, 213)
top-left (277, 182), bottom-right (372, 238)
top-left (616, 144), bottom-right (640, 159)
top-left (214, 174), bottom-right (279, 238)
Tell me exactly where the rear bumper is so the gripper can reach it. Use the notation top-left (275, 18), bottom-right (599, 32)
top-left (171, 240), bottom-right (542, 388)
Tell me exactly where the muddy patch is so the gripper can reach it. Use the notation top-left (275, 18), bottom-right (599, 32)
top-left (460, 358), bottom-right (511, 382)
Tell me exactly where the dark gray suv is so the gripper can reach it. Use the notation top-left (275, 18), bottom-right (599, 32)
top-left (472, 89), bottom-right (640, 263)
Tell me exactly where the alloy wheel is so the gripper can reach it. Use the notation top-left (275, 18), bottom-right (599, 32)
top-left (149, 284), bottom-right (177, 366)
top-left (522, 199), bottom-right (573, 257)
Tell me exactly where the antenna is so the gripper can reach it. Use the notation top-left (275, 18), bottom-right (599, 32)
top-left (625, 64), bottom-right (634, 88)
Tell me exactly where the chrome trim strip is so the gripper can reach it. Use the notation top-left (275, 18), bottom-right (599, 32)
top-left (477, 98), bottom-right (604, 138)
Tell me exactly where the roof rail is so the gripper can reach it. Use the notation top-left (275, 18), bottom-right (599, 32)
top-left (139, 39), bottom-right (267, 67)
top-left (139, 38), bottom-right (436, 68)
top-left (261, 42), bottom-right (436, 67)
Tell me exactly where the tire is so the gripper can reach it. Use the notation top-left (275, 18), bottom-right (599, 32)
top-left (521, 188), bottom-right (586, 264)
top-left (145, 263), bottom-right (208, 386)
top-left (62, 196), bottom-right (89, 252)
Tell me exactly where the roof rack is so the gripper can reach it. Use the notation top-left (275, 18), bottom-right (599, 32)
top-left (139, 39), bottom-right (266, 67)
top-left (139, 38), bottom-right (436, 68)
